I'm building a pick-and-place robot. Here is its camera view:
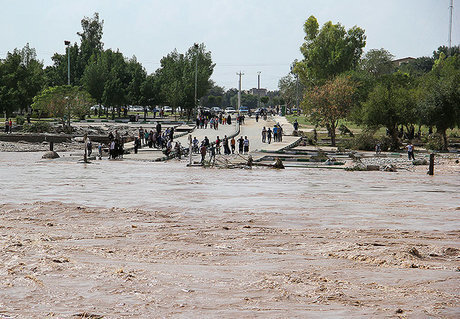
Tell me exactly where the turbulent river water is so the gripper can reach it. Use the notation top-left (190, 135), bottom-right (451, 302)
top-left (1, 151), bottom-right (458, 232)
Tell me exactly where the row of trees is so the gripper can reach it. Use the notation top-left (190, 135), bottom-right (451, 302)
top-left (1, 13), bottom-right (215, 122)
top-left (289, 15), bottom-right (460, 150)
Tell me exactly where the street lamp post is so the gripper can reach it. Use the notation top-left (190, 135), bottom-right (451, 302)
top-left (64, 40), bottom-right (71, 85)
top-left (257, 71), bottom-right (261, 109)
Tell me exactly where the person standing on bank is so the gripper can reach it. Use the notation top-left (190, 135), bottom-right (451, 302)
top-left (243, 136), bottom-right (249, 154)
top-left (230, 137), bottom-right (236, 154)
top-left (238, 136), bottom-right (244, 154)
top-left (267, 127), bottom-right (272, 144)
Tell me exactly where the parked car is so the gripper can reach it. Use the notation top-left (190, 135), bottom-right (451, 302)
top-left (130, 105), bottom-right (144, 112)
top-left (225, 107), bottom-right (236, 114)
top-left (211, 107), bottom-right (222, 113)
top-left (239, 106), bottom-right (249, 114)
top-left (163, 106), bottom-right (172, 112)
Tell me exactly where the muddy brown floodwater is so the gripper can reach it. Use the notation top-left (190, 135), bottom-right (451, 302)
top-left (0, 152), bottom-right (459, 318)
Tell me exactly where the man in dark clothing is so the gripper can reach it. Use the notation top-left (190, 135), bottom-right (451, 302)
top-left (238, 136), bottom-right (244, 153)
top-left (156, 122), bottom-right (162, 135)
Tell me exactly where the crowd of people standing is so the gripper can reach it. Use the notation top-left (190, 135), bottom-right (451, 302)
top-left (4, 119), bottom-right (12, 133)
top-left (261, 123), bottom-right (283, 144)
top-left (134, 122), bottom-right (177, 156)
top-left (193, 135), bottom-right (250, 163)
top-left (196, 112), bottom-right (232, 129)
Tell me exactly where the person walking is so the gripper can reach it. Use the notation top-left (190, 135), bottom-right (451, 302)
top-left (4, 119), bottom-right (9, 133)
top-left (405, 142), bottom-right (415, 160)
top-left (262, 127), bottom-right (266, 143)
top-left (97, 143), bottom-right (103, 160)
top-left (267, 128), bottom-right (272, 144)
top-left (293, 119), bottom-right (299, 131)
top-left (230, 137), bottom-right (236, 154)
top-left (8, 119), bottom-right (13, 133)
top-left (87, 138), bottom-right (93, 156)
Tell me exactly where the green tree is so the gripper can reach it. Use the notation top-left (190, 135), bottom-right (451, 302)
top-left (32, 85), bottom-right (94, 128)
top-left (201, 83), bottom-right (224, 107)
top-left (360, 48), bottom-right (394, 77)
top-left (294, 15), bottom-right (366, 86)
top-left (303, 76), bottom-right (356, 146)
top-left (0, 44), bottom-right (44, 116)
top-left (156, 43), bottom-right (214, 118)
top-left (46, 12), bottom-right (104, 87)
top-left (78, 13), bottom-right (104, 66)
top-left (433, 45), bottom-right (460, 60)
top-left (260, 96), bottom-right (269, 105)
top-left (362, 73), bottom-right (416, 150)
top-left (278, 73), bottom-right (298, 107)
top-left (126, 56), bottom-right (147, 107)
top-left (417, 54), bottom-right (460, 149)
top-left (397, 56), bottom-right (434, 77)
top-left (82, 54), bottom-right (106, 109)
top-left (140, 74), bottom-right (161, 109)
top-left (230, 93), bottom-right (258, 109)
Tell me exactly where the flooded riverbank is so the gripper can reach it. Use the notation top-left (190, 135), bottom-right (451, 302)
top-left (0, 151), bottom-right (459, 318)
top-left (0, 152), bottom-right (458, 231)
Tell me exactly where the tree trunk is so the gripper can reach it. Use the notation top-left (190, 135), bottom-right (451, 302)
top-left (329, 121), bottom-right (336, 147)
top-left (388, 126), bottom-right (399, 151)
top-left (440, 128), bottom-right (448, 151)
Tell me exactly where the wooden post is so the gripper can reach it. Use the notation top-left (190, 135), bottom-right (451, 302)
top-left (428, 153), bottom-right (434, 175)
top-left (188, 134), bottom-right (192, 166)
top-left (84, 133), bottom-right (88, 163)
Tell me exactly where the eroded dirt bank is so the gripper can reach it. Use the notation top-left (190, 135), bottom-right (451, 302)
top-left (0, 201), bottom-right (458, 318)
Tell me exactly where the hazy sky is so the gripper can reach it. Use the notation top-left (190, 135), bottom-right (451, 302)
top-left (1, 0), bottom-right (458, 90)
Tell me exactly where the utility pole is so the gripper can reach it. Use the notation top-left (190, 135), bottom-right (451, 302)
top-left (448, 0), bottom-right (454, 50)
top-left (257, 71), bottom-right (261, 109)
top-left (237, 71), bottom-right (244, 112)
top-left (295, 74), bottom-right (299, 110)
top-left (64, 40), bottom-right (71, 85)
top-left (194, 43), bottom-right (199, 109)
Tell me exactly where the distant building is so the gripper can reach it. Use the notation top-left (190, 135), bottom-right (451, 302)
top-left (249, 88), bottom-right (267, 96)
top-left (392, 57), bottom-right (416, 67)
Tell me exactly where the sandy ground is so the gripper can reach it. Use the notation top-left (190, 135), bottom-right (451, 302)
top-left (0, 200), bottom-right (458, 318)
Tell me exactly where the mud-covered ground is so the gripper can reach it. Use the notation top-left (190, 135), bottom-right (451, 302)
top-left (0, 201), bottom-right (459, 318)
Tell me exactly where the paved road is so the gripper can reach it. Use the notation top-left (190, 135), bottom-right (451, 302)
top-left (123, 115), bottom-right (300, 161)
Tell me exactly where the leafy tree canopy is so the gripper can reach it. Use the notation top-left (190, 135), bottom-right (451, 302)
top-left (32, 85), bottom-right (94, 127)
top-left (417, 54), bottom-right (460, 149)
top-left (360, 48), bottom-right (394, 77)
top-left (302, 75), bottom-right (357, 146)
top-left (294, 15), bottom-right (366, 86)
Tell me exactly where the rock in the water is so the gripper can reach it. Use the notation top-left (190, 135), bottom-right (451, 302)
top-left (366, 165), bottom-right (380, 171)
top-left (345, 162), bottom-right (367, 171)
top-left (272, 157), bottom-right (285, 169)
top-left (408, 247), bottom-right (422, 258)
top-left (383, 164), bottom-right (397, 172)
top-left (42, 151), bottom-right (60, 159)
